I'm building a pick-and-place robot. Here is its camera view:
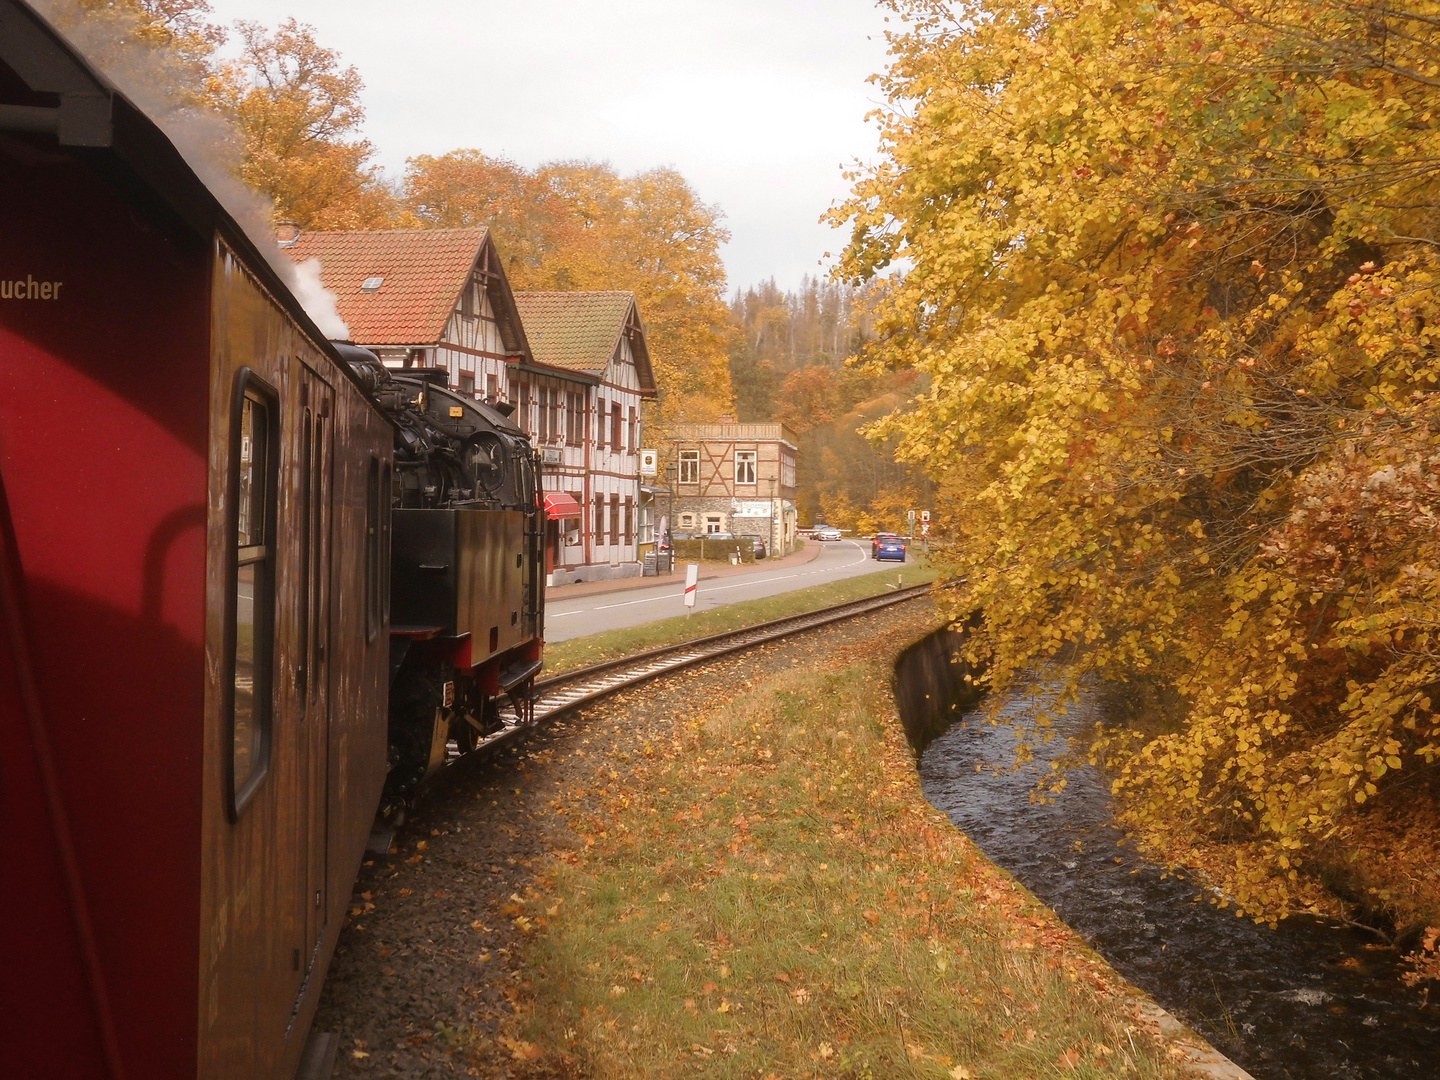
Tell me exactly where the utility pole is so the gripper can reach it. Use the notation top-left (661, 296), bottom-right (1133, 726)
top-left (664, 461), bottom-right (677, 575)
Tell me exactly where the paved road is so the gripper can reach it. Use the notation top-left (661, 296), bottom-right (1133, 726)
top-left (543, 539), bottom-right (906, 642)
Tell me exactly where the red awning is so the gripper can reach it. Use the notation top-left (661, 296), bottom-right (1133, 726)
top-left (543, 491), bottom-right (584, 519)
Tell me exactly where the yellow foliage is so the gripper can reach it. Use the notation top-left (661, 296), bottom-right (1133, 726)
top-left (835, 0), bottom-right (1440, 919)
top-left (404, 154), bottom-right (736, 429)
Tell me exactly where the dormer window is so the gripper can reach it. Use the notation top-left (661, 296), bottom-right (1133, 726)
top-left (361, 276), bottom-right (384, 293)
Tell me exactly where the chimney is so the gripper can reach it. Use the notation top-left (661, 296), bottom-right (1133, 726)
top-left (275, 220), bottom-right (302, 248)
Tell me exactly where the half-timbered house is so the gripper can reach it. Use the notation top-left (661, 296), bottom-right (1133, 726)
top-left (512, 291), bottom-right (657, 584)
top-left (283, 226), bottom-right (529, 401)
top-left (667, 420), bottom-right (799, 556)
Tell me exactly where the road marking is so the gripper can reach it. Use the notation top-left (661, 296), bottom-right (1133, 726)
top-left (549, 542), bottom-right (875, 617)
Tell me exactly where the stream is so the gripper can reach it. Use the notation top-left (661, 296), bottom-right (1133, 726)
top-left (896, 628), bottom-right (1439, 1080)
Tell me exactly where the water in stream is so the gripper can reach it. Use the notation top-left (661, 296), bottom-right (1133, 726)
top-left (898, 631), bottom-right (1440, 1080)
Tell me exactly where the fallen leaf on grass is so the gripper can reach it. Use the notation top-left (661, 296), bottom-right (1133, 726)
top-left (949, 1068), bottom-right (973, 1080)
top-left (861, 910), bottom-right (880, 925)
top-left (500, 1038), bottom-right (541, 1062)
top-left (351, 1050), bottom-right (369, 1059)
top-left (1058, 1047), bottom-right (1082, 1069)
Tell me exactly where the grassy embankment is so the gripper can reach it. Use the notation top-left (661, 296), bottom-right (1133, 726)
top-left (515, 610), bottom-right (1186, 1079)
top-left (543, 561), bottom-right (936, 676)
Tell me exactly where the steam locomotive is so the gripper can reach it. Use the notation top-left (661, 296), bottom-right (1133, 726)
top-left (0, 4), bottom-right (544, 1078)
top-left (339, 347), bottom-right (545, 796)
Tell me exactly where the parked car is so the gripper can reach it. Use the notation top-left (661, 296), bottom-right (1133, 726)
top-left (814, 524), bottom-right (844, 541)
top-left (669, 531), bottom-right (695, 542)
top-left (705, 531), bottom-right (736, 541)
top-left (873, 534), bottom-right (907, 561)
top-left (741, 534), bottom-right (767, 559)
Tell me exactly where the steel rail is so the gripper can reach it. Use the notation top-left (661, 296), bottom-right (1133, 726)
top-left (458, 581), bottom-right (935, 759)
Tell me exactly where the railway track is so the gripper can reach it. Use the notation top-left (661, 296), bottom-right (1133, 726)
top-left (461, 581), bottom-right (936, 758)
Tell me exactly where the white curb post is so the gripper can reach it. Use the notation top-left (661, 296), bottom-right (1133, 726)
top-left (683, 562), bottom-right (699, 617)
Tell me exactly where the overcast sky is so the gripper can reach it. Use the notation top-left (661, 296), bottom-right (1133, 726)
top-left (205, 0), bottom-right (896, 294)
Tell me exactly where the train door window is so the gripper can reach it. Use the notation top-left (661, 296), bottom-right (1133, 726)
top-left (459, 372), bottom-right (475, 397)
top-left (228, 371), bottom-right (278, 820)
top-left (380, 461), bottom-right (393, 624)
top-left (366, 456), bottom-right (381, 641)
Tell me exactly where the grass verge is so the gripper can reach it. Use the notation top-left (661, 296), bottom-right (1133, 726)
top-left (543, 561), bottom-right (937, 676)
top-left (517, 613), bottom-right (1184, 1079)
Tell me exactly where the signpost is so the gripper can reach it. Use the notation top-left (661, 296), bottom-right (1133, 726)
top-left (683, 562), bottom-right (699, 616)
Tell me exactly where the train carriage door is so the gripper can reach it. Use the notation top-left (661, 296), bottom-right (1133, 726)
top-left (297, 367), bottom-right (334, 976)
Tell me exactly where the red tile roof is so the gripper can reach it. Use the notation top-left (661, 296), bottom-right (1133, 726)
top-left (284, 227), bottom-right (488, 346)
top-left (512, 291), bottom-right (639, 375)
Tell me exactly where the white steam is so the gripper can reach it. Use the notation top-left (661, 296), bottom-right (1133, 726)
top-left (29, 1), bottom-right (346, 339)
top-left (290, 259), bottom-right (350, 340)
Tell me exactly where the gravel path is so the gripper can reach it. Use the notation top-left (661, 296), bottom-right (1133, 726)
top-left (314, 600), bottom-right (939, 1078)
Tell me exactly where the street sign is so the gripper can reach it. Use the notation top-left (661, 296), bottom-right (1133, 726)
top-left (640, 449), bottom-right (657, 476)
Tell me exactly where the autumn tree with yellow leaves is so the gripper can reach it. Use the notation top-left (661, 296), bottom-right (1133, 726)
top-left (405, 153), bottom-right (736, 425)
top-left (836, 0), bottom-right (1440, 924)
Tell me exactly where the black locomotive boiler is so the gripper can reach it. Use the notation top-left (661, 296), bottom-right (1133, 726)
top-left (339, 348), bottom-right (545, 796)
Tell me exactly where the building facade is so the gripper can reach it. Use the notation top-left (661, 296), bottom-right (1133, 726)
top-left (512, 292), bottom-right (656, 585)
top-left (667, 421), bottom-right (799, 555)
top-left (283, 231), bottom-right (657, 586)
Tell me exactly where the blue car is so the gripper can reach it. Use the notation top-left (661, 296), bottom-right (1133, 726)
top-left (872, 533), bottom-right (907, 561)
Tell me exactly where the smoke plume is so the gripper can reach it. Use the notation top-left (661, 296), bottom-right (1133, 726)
top-left (28, 1), bottom-right (347, 338)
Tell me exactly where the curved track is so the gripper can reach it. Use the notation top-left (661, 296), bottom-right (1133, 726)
top-left (451, 582), bottom-right (935, 762)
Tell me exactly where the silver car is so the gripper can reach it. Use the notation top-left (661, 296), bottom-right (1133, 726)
top-left (814, 525), bottom-right (843, 541)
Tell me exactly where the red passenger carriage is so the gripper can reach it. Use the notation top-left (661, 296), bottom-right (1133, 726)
top-left (0, 4), bottom-right (395, 1077)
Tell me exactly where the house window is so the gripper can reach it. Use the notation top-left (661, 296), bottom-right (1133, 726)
top-left (609, 494), bottom-right (620, 546)
top-left (680, 512), bottom-right (695, 528)
top-left (735, 450), bottom-right (757, 486)
top-left (624, 496), bottom-right (634, 543)
top-left (679, 450), bottom-right (699, 485)
top-left (228, 371), bottom-right (278, 820)
top-left (515, 381), bottom-right (529, 433)
top-left (594, 493), bottom-right (605, 544)
top-left (486, 373), bottom-right (497, 403)
top-left (565, 392), bottom-right (581, 445)
top-left (705, 515), bottom-right (723, 534)
top-left (627, 406), bottom-right (637, 453)
top-left (611, 403), bottom-right (622, 450)
top-left (596, 397), bottom-right (606, 448)
top-left (537, 387), bottom-right (549, 442)
top-left (459, 372), bottom-right (475, 396)
top-left (549, 388), bottom-right (560, 443)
